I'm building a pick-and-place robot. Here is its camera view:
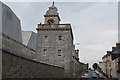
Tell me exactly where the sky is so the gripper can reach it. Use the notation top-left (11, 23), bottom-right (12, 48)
top-left (4, 1), bottom-right (118, 67)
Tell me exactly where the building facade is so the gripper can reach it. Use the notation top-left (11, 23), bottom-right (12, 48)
top-left (35, 2), bottom-right (81, 78)
top-left (117, 57), bottom-right (120, 80)
top-left (101, 43), bottom-right (120, 79)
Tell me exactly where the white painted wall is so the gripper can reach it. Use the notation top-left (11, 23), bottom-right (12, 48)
top-left (1, 2), bottom-right (22, 43)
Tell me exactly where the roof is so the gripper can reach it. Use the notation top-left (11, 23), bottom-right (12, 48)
top-left (44, 2), bottom-right (61, 21)
top-left (45, 2), bottom-right (58, 16)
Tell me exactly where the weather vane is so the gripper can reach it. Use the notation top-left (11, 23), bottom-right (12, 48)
top-left (52, 0), bottom-right (55, 6)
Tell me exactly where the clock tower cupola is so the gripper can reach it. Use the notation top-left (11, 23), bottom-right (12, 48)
top-left (44, 2), bottom-right (61, 24)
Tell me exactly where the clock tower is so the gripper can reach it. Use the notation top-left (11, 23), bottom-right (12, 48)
top-left (44, 2), bottom-right (61, 24)
top-left (36, 2), bottom-right (77, 78)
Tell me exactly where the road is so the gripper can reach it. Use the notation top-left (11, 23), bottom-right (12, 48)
top-left (78, 70), bottom-right (107, 79)
top-left (75, 70), bottom-right (117, 80)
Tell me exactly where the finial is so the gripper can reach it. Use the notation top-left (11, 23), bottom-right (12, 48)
top-left (52, 0), bottom-right (54, 6)
top-left (40, 22), bottom-right (42, 25)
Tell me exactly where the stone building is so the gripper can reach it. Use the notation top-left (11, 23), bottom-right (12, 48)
top-left (35, 2), bottom-right (81, 78)
top-left (101, 43), bottom-right (120, 78)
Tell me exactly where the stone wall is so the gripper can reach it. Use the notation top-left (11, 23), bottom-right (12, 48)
top-left (2, 50), bottom-right (64, 78)
top-left (1, 30), bottom-right (64, 78)
top-left (2, 33), bottom-right (35, 60)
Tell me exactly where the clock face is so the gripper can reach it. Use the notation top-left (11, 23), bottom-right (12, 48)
top-left (47, 19), bottom-right (54, 24)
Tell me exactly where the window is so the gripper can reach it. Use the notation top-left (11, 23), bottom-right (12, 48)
top-left (45, 36), bottom-right (48, 38)
top-left (58, 36), bottom-right (62, 40)
top-left (44, 49), bottom-right (47, 51)
top-left (44, 35), bottom-right (48, 41)
top-left (58, 55), bottom-right (61, 56)
top-left (58, 49), bottom-right (61, 53)
top-left (58, 49), bottom-right (61, 56)
top-left (43, 49), bottom-right (47, 56)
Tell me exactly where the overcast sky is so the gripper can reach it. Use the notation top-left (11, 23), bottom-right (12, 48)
top-left (4, 2), bottom-right (118, 67)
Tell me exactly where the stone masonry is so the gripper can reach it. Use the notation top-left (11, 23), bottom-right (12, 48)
top-left (35, 2), bottom-right (79, 78)
top-left (2, 50), bottom-right (64, 78)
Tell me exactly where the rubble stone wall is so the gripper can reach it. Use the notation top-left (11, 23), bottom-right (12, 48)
top-left (2, 50), bottom-right (64, 78)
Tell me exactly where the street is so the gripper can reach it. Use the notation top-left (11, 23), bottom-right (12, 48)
top-left (78, 69), bottom-right (107, 79)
